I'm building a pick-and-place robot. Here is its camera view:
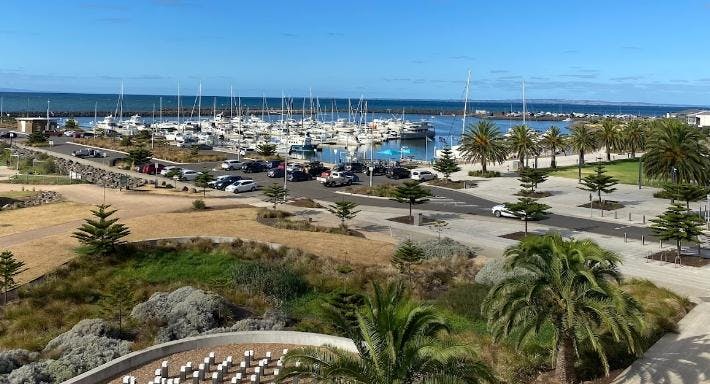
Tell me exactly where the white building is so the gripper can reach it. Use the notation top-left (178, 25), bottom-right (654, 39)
top-left (686, 111), bottom-right (710, 128)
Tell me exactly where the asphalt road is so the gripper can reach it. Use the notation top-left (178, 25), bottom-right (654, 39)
top-left (40, 137), bottom-right (653, 240)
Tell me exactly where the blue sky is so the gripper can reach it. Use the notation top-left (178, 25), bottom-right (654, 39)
top-left (2, 0), bottom-right (710, 104)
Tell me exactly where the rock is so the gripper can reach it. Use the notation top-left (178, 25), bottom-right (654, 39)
top-left (202, 310), bottom-right (286, 335)
top-left (42, 319), bottom-right (131, 382)
top-left (131, 286), bottom-right (236, 343)
top-left (0, 349), bottom-right (38, 374)
top-left (6, 361), bottom-right (53, 384)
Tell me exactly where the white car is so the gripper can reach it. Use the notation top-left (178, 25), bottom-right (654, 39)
top-left (221, 159), bottom-right (244, 170)
top-left (410, 170), bottom-right (437, 181)
top-left (174, 169), bottom-right (198, 181)
top-left (160, 166), bottom-right (180, 176)
top-left (491, 204), bottom-right (520, 218)
top-left (225, 179), bottom-right (257, 193)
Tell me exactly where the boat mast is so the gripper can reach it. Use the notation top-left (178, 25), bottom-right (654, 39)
top-left (462, 69), bottom-right (470, 135)
top-left (177, 81), bottom-right (181, 132)
top-left (119, 81), bottom-right (124, 122)
top-left (522, 80), bottom-right (526, 126)
top-left (93, 102), bottom-right (97, 130)
top-left (159, 97), bottom-right (163, 122)
top-left (198, 82), bottom-right (202, 125)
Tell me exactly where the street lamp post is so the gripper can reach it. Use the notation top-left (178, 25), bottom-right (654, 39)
top-left (597, 156), bottom-right (603, 217)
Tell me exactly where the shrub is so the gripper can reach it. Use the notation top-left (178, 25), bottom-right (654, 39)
top-left (232, 262), bottom-right (308, 301)
top-left (192, 199), bottom-right (206, 210)
top-left (256, 208), bottom-right (292, 219)
top-left (415, 237), bottom-right (476, 260)
top-left (474, 257), bottom-right (532, 286)
top-left (468, 170), bottom-right (501, 178)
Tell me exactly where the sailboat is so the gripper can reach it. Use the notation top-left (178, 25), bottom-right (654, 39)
top-left (436, 70), bottom-right (471, 159)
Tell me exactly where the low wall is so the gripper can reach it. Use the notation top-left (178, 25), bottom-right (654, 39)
top-left (62, 331), bottom-right (357, 384)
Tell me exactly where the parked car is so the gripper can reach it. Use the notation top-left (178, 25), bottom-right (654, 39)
top-left (225, 179), bottom-right (258, 193)
top-left (305, 162), bottom-right (328, 177)
top-left (242, 162), bottom-right (267, 173)
top-left (174, 169), bottom-right (198, 181)
top-left (344, 162), bottom-right (367, 173)
top-left (71, 148), bottom-right (107, 158)
top-left (261, 160), bottom-right (282, 169)
top-left (267, 168), bottom-right (285, 178)
top-left (139, 163), bottom-right (165, 175)
top-left (340, 171), bottom-right (360, 183)
top-left (208, 174), bottom-right (233, 188)
top-left (213, 175), bottom-right (243, 190)
top-left (410, 169), bottom-right (437, 181)
top-left (386, 167), bottom-right (411, 179)
top-left (63, 130), bottom-right (77, 137)
top-left (287, 170), bottom-right (312, 182)
top-left (317, 171), bottom-right (353, 187)
top-left (221, 159), bottom-right (244, 170)
top-left (0, 131), bottom-right (17, 138)
top-left (160, 166), bottom-right (181, 176)
top-left (365, 164), bottom-right (387, 176)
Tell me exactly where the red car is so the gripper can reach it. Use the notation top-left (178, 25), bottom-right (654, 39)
top-left (139, 163), bottom-right (165, 175)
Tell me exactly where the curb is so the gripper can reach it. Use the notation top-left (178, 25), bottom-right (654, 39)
top-left (334, 190), bottom-right (392, 200)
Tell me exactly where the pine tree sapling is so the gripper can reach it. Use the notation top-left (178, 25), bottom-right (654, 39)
top-left (391, 181), bottom-right (432, 219)
top-left (391, 240), bottom-right (424, 278)
top-left (72, 204), bottom-right (131, 258)
top-left (504, 197), bottom-right (551, 235)
top-left (194, 171), bottom-right (214, 198)
top-left (518, 167), bottom-right (549, 195)
top-left (100, 279), bottom-right (135, 332)
top-left (256, 143), bottom-right (277, 158)
top-left (0, 251), bottom-right (26, 304)
top-left (263, 184), bottom-right (289, 209)
top-left (662, 183), bottom-right (708, 209)
top-left (578, 163), bottom-right (618, 206)
top-left (433, 147), bottom-right (461, 180)
top-left (650, 203), bottom-right (705, 263)
top-left (126, 148), bottom-right (153, 168)
top-left (327, 200), bottom-right (361, 229)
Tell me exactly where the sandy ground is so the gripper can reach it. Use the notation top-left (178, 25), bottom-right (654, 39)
top-left (107, 343), bottom-right (298, 384)
top-left (0, 183), bottom-right (393, 285)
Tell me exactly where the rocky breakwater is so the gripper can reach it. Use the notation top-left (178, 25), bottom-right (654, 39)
top-left (0, 190), bottom-right (62, 210)
top-left (11, 146), bottom-right (146, 189)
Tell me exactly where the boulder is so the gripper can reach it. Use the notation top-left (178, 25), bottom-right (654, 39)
top-left (5, 361), bottom-right (53, 384)
top-left (0, 349), bottom-right (38, 374)
top-left (202, 310), bottom-right (286, 335)
top-left (131, 286), bottom-right (236, 343)
top-left (42, 319), bottom-right (131, 382)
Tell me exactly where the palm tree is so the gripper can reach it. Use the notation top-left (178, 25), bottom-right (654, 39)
top-left (540, 126), bottom-right (566, 168)
top-left (643, 119), bottom-right (710, 185)
top-left (568, 123), bottom-right (599, 166)
top-left (459, 120), bottom-right (509, 172)
top-left (277, 282), bottom-right (495, 383)
top-left (622, 120), bottom-right (646, 158)
top-left (483, 234), bottom-right (644, 384)
top-left (507, 125), bottom-right (538, 167)
top-left (599, 119), bottom-right (621, 161)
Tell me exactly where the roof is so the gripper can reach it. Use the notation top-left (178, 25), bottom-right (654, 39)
top-left (15, 117), bottom-right (59, 121)
top-left (687, 111), bottom-right (710, 117)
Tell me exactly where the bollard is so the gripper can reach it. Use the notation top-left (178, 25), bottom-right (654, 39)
top-left (628, 212), bottom-right (632, 221)
top-left (161, 361), bottom-right (169, 378)
top-left (642, 235), bottom-right (645, 245)
top-left (660, 239), bottom-right (663, 248)
top-left (624, 233), bottom-right (627, 243)
top-left (180, 366), bottom-right (187, 381)
top-left (643, 214), bottom-right (646, 224)
top-left (614, 210), bottom-right (617, 219)
top-left (192, 371), bottom-right (199, 384)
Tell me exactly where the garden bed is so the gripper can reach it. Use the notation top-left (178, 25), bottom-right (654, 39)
top-left (386, 215), bottom-right (436, 225)
top-left (515, 190), bottom-right (552, 198)
top-left (256, 209), bottom-right (364, 237)
top-left (288, 198), bottom-right (323, 208)
top-left (645, 249), bottom-right (710, 267)
top-left (344, 183), bottom-right (398, 198)
top-left (578, 200), bottom-right (625, 211)
top-left (427, 179), bottom-right (475, 189)
top-left (498, 231), bottom-right (529, 241)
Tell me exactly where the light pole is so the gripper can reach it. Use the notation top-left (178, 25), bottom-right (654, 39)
top-left (597, 156), bottom-right (603, 217)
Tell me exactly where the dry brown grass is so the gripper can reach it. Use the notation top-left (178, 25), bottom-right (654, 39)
top-left (0, 202), bottom-right (89, 236)
top-left (124, 207), bottom-right (394, 266)
top-left (6, 234), bottom-right (77, 284)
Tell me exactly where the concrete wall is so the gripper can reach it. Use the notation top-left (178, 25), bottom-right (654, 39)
top-left (62, 331), bottom-right (357, 384)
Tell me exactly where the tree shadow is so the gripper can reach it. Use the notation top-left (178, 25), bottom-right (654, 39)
top-left (612, 329), bottom-right (710, 383)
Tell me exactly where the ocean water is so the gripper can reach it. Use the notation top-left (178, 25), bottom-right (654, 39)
top-left (1, 91), bottom-right (697, 162)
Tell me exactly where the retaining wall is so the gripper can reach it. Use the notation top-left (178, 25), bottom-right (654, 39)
top-left (62, 331), bottom-right (356, 384)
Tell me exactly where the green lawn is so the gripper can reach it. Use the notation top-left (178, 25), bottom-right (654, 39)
top-left (549, 158), bottom-right (664, 187)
